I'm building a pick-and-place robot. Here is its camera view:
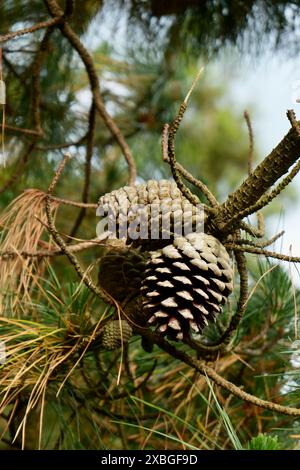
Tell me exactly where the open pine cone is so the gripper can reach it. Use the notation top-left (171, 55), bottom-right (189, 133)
top-left (141, 232), bottom-right (233, 340)
top-left (97, 179), bottom-right (204, 249)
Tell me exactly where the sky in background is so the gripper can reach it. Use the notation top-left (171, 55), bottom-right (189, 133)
top-left (223, 50), bottom-right (300, 282)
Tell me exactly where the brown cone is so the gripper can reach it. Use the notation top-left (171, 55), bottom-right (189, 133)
top-left (141, 232), bottom-right (233, 340)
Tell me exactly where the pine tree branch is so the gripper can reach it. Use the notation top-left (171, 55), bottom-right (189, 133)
top-left (0, 18), bottom-right (63, 44)
top-left (31, 27), bottom-right (55, 135)
top-left (49, 195), bottom-right (97, 208)
top-left (224, 244), bottom-right (300, 263)
top-left (35, 133), bottom-right (87, 151)
top-left (235, 230), bottom-right (284, 248)
top-left (0, 125), bottom-right (42, 136)
top-left (44, 154), bottom-right (111, 303)
top-left (162, 123), bottom-right (218, 208)
top-left (134, 328), bottom-right (300, 417)
top-left (239, 220), bottom-right (264, 238)
top-left (211, 115), bottom-right (300, 235)
top-left (0, 238), bottom-right (102, 259)
top-left (222, 158), bottom-right (300, 233)
top-left (167, 103), bottom-right (200, 206)
top-left (44, 0), bottom-right (137, 186)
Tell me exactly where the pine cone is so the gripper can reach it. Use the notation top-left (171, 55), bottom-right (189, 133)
top-left (98, 244), bottom-right (148, 303)
top-left (141, 232), bottom-right (233, 340)
top-left (100, 320), bottom-right (133, 350)
top-left (97, 180), bottom-right (204, 249)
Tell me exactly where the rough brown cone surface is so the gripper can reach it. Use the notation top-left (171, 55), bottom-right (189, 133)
top-left (98, 245), bottom-right (148, 303)
top-left (97, 179), bottom-right (204, 249)
top-left (100, 320), bottom-right (133, 350)
top-left (141, 232), bottom-right (233, 340)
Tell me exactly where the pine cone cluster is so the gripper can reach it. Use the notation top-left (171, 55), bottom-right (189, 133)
top-left (97, 180), bottom-right (234, 342)
top-left (141, 232), bottom-right (233, 340)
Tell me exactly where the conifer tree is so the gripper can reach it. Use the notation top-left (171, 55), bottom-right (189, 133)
top-left (1, 0), bottom-right (300, 450)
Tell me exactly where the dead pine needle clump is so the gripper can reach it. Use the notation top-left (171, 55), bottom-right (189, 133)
top-left (0, 189), bottom-right (59, 315)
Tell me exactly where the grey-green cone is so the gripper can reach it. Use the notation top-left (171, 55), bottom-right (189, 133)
top-left (141, 232), bottom-right (233, 340)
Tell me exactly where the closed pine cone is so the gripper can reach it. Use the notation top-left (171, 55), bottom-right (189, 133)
top-left (98, 244), bottom-right (148, 303)
top-left (100, 320), bottom-right (133, 350)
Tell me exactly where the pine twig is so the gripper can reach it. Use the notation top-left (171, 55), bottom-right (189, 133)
top-left (0, 17), bottom-right (63, 44)
top-left (167, 102), bottom-right (200, 206)
top-left (240, 212), bottom-right (265, 239)
top-left (31, 27), bottom-right (55, 135)
top-left (44, 0), bottom-right (137, 186)
top-left (211, 114), bottom-right (300, 234)
top-left (244, 110), bottom-right (254, 175)
top-left (0, 125), bottom-right (42, 136)
top-left (162, 123), bottom-right (218, 208)
top-left (234, 230), bottom-right (284, 248)
top-left (224, 244), bottom-right (300, 263)
top-left (44, 154), bottom-right (109, 303)
top-left (239, 220), bottom-right (264, 238)
top-left (166, 69), bottom-right (212, 207)
top-left (135, 328), bottom-right (300, 417)
top-left (256, 212), bottom-right (265, 237)
top-left (287, 109), bottom-right (300, 135)
top-left (0, 238), bottom-right (103, 259)
top-left (35, 133), bottom-right (87, 151)
top-left (49, 195), bottom-right (97, 208)
top-left (223, 158), bottom-right (300, 233)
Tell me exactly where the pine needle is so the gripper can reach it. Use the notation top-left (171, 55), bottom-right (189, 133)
top-left (0, 189), bottom-right (59, 313)
top-left (184, 66), bottom-right (205, 104)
